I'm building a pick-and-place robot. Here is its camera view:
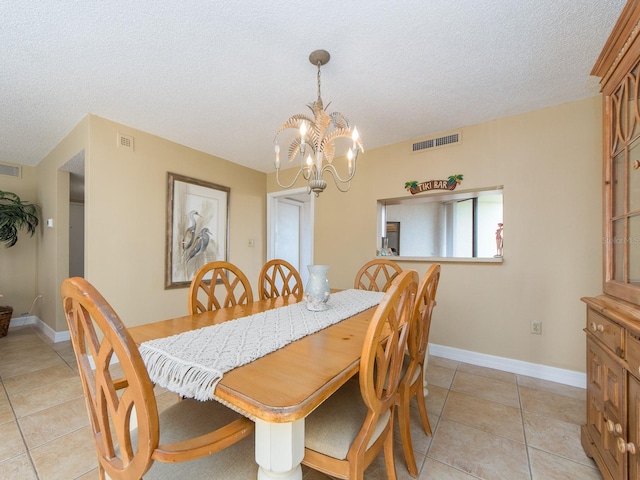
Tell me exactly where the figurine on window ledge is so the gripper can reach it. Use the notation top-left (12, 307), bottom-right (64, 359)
top-left (494, 223), bottom-right (504, 257)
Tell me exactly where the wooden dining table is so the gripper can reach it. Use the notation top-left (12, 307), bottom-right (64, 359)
top-left (128, 294), bottom-right (378, 480)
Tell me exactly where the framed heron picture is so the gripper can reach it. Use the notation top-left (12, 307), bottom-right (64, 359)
top-left (165, 172), bottom-right (230, 289)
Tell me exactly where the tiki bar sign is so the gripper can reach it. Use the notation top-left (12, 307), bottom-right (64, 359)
top-left (404, 174), bottom-right (463, 195)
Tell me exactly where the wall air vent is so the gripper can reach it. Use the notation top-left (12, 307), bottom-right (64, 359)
top-left (412, 131), bottom-right (461, 153)
top-left (117, 133), bottom-right (135, 151)
top-left (0, 163), bottom-right (21, 178)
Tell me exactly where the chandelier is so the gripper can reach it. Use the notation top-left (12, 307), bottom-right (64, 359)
top-left (274, 49), bottom-right (364, 196)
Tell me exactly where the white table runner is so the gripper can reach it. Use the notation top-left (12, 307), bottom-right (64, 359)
top-left (139, 289), bottom-right (384, 401)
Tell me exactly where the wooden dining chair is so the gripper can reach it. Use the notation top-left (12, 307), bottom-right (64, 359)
top-left (61, 277), bottom-right (258, 479)
top-left (188, 261), bottom-right (254, 314)
top-left (353, 258), bottom-right (402, 292)
top-left (302, 269), bottom-right (419, 480)
top-left (397, 263), bottom-right (441, 477)
top-left (258, 259), bottom-right (304, 300)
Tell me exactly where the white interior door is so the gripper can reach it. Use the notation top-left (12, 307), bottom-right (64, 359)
top-left (267, 188), bottom-right (313, 286)
top-left (275, 198), bottom-right (301, 267)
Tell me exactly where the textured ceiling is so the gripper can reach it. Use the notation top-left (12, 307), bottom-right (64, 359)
top-left (0, 0), bottom-right (626, 173)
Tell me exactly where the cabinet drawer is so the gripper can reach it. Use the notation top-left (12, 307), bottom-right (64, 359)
top-left (587, 309), bottom-right (624, 358)
top-left (628, 331), bottom-right (640, 380)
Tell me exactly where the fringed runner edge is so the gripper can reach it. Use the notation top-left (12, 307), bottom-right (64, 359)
top-left (139, 345), bottom-right (224, 401)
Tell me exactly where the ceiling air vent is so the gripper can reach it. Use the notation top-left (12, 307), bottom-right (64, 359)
top-left (0, 163), bottom-right (21, 178)
top-left (117, 133), bottom-right (135, 151)
top-left (412, 131), bottom-right (461, 153)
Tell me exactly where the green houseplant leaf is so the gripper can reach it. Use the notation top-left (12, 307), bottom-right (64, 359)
top-left (0, 190), bottom-right (40, 248)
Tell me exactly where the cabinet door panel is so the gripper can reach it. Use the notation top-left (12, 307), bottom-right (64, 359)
top-left (604, 60), bottom-right (640, 303)
top-left (629, 377), bottom-right (640, 480)
top-left (587, 340), bottom-right (605, 442)
top-left (587, 337), bottom-right (625, 478)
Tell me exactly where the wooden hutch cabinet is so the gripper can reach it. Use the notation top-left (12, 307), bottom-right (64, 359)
top-left (583, 1), bottom-right (640, 479)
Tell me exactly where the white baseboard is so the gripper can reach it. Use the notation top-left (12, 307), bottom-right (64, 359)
top-left (429, 343), bottom-right (586, 389)
top-left (9, 316), bottom-right (70, 343)
top-left (9, 318), bottom-right (585, 388)
top-left (8, 315), bottom-right (37, 328)
top-left (37, 318), bottom-right (70, 343)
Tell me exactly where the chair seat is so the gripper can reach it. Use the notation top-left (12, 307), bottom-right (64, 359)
top-left (304, 377), bottom-right (391, 461)
top-left (141, 399), bottom-right (258, 478)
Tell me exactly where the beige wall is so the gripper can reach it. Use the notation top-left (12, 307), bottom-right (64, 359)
top-left (30, 115), bottom-right (266, 332)
top-left (13, 96), bottom-right (602, 374)
top-left (0, 164), bottom-right (38, 317)
top-left (83, 115), bottom-right (266, 327)
top-left (36, 116), bottom-right (89, 331)
top-left (268, 96), bottom-right (603, 373)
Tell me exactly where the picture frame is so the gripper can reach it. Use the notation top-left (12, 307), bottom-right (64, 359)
top-left (165, 172), bottom-right (230, 289)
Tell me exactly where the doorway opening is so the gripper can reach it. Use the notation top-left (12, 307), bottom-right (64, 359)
top-left (61, 151), bottom-right (85, 278)
top-left (267, 188), bottom-right (314, 286)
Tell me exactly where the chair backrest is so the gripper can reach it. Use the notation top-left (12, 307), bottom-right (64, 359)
top-left (61, 277), bottom-right (160, 479)
top-left (353, 259), bottom-right (402, 292)
top-left (258, 259), bottom-right (304, 301)
top-left (358, 269), bottom-right (418, 440)
top-left (408, 264), bottom-right (441, 373)
top-left (188, 261), bottom-right (254, 314)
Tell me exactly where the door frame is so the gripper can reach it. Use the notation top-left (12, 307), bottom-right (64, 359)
top-left (266, 187), bottom-right (314, 278)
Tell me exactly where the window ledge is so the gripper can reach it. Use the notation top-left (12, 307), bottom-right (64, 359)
top-left (376, 255), bottom-right (503, 264)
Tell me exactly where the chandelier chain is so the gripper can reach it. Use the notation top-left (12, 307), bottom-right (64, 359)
top-left (316, 61), bottom-right (322, 100)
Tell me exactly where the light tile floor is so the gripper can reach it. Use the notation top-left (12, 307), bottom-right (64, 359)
top-left (0, 325), bottom-right (602, 479)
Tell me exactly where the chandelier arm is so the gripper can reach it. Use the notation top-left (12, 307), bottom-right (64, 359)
top-left (326, 168), bottom-right (352, 193)
top-left (275, 165), bottom-right (312, 190)
top-left (320, 161), bottom-right (357, 187)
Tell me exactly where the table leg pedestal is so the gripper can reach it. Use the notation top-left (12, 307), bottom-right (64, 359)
top-left (255, 419), bottom-right (304, 480)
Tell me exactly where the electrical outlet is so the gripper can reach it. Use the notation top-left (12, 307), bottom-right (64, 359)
top-left (531, 320), bottom-right (542, 335)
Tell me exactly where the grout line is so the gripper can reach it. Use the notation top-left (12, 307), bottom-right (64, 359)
top-left (427, 361), bottom-right (538, 479)
top-left (0, 351), bottom-right (42, 479)
top-left (0, 327), bottom-right (96, 480)
top-left (516, 375), bottom-right (534, 480)
top-left (1, 327), bottom-right (594, 480)
top-left (422, 363), bottom-right (455, 456)
top-left (420, 361), bottom-right (476, 478)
